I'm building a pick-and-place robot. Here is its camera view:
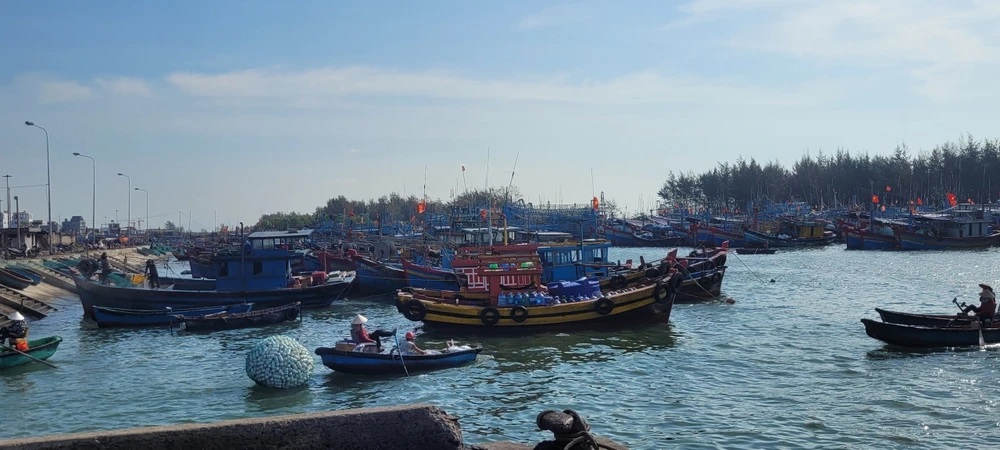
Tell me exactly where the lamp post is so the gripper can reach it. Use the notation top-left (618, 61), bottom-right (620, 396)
top-left (13, 195), bottom-right (19, 249)
top-left (117, 172), bottom-right (131, 239)
top-left (24, 121), bottom-right (52, 254)
top-left (3, 174), bottom-right (10, 231)
top-left (135, 188), bottom-right (148, 236)
top-left (74, 153), bottom-right (97, 245)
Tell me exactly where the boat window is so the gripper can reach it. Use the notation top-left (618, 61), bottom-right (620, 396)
top-left (253, 261), bottom-right (263, 276)
top-left (253, 240), bottom-right (264, 250)
top-left (262, 239), bottom-right (275, 250)
top-left (219, 262), bottom-right (230, 277)
top-left (572, 250), bottom-right (580, 262)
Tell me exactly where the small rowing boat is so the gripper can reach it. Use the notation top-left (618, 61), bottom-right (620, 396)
top-left (174, 302), bottom-right (300, 332)
top-left (861, 319), bottom-right (999, 348)
top-left (874, 308), bottom-right (975, 327)
top-left (92, 303), bottom-right (254, 327)
top-left (0, 268), bottom-right (34, 290)
top-left (315, 341), bottom-right (482, 375)
top-left (0, 336), bottom-right (62, 369)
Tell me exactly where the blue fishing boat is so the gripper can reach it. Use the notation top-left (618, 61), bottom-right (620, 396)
top-left (743, 221), bottom-right (835, 248)
top-left (188, 256), bottom-right (217, 279)
top-left (537, 239), bottom-right (613, 282)
top-left (351, 253), bottom-right (407, 295)
top-left (73, 230), bottom-right (351, 317)
top-left (92, 303), bottom-right (254, 327)
top-left (0, 268), bottom-right (33, 290)
top-left (8, 268), bottom-right (43, 285)
top-left (315, 343), bottom-right (482, 375)
top-left (844, 227), bottom-right (897, 250)
top-left (893, 206), bottom-right (1000, 250)
top-left (401, 258), bottom-right (460, 291)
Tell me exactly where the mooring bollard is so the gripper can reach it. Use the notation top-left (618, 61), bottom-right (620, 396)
top-left (531, 409), bottom-right (628, 450)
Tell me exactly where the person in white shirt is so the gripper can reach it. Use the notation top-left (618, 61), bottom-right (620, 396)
top-left (401, 331), bottom-right (426, 356)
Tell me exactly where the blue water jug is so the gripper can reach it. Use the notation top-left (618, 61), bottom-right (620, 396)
top-left (514, 292), bottom-right (524, 305)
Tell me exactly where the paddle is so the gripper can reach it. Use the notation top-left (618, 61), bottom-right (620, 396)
top-left (1, 342), bottom-right (57, 369)
top-left (392, 333), bottom-right (409, 377)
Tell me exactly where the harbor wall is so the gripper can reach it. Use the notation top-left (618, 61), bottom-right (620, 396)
top-left (0, 404), bottom-right (487, 450)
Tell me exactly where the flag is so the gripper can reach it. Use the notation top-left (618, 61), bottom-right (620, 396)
top-left (667, 249), bottom-right (677, 261)
top-left (591, 196), bottom-right (599, 210)
top-left (461, 165), bottom-right (466, 172)
top-left (480, 209), bottom-right (487, 220)
top-left (947, 192), bottom-right (958, 207)
top-left (916, 198), bottom-right (923, 206)
top-left (721, 240), bottom-right (730, 249)
top-left (886, 186), bottom-right (891, 192)
top-left (872, 195), bottom-right (879, 204)
top-left (417, 200), bottom-right (426, 214)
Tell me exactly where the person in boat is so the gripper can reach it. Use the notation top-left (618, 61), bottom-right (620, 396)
top-left (0, 311), bottom-right (29, 352)
top-left (401, 331), bottom-right (427, 356)
top-left (99, 252), bottom-right (112, 284)
top-left (145, 259), bottom-right (161, 289)
top-left (962, 284), bottom-right (997, 323)
top-left (349, 315), bottom-right (395, 351)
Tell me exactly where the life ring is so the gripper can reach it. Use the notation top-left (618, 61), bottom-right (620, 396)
top-left (653, 282), bottom-right (671, 303)
top-left (644, 268), bottom-right (660, 279)
top-left (711, 272), bottom-right (722, 286)
top-left (480, 307), bottom-right (500, 326)
top-left (510, 306), bottom-right (529, 323)
top-left (285, 307), bottom-right (299, 321)
top-left (611, 275), bottom-right (628, 290)
top-left (402, 300), bottom-right (427, 321)
top-left (595, 298), bottom-right (615, 315)
top-left (77, 259), bottom-right (97, 278)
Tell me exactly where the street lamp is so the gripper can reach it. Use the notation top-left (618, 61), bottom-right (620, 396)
top-left (13, 195), bottom-right (20, 249)
top-left (74, 153), bottom-right (97, 245)
top-left (117, 172), bottom-right (131, 239)
top-left (24, 121), bottom-right (52, 254)
top-left (135, 188), bottom-right (148, 235)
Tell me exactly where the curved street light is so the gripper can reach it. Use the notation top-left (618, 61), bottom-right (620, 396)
top-left (117, 172), bottom-right (131, 238)
top-left (74, 153), bottom-right (97, 245)
top-left (25, 121), bottom-right (52, 254)
top-left (135, 187), bottom-right (149, 235)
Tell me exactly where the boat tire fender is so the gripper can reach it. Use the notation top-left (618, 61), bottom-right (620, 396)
top-left (657, 263), bottom-right (670, 276)
top-left (77, 259), bottom-right (97, 278)
top-left (715, 254), bottom-right (727, 268)
top-left (611, 275), bottom-right (628, 290)
top-left (285, 307), bottom-right (299, 321)
top-left (644, 268), bottom-right (660, 279)
top-left (595, 298), bottom-right (615, 315)
top-left (670, 272), bottom-right (684, 292)
top-left (400, 286), bottom-right (415, 294)
top-left (653, 282), bottom-right (671, 303)
top-left (510, 306), bottom-right (529, 323)
top-left (711, 272), bottom-right (722, 286)
top-left (480, 307), bottom-right (500, 326)
top-left (676, 264), bottom-right (690, 278)
top-left (402, 300), bottom-right (427, 321)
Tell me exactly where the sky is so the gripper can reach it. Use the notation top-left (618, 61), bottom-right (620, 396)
top-left (2, 0), bottom-right (1000, 229)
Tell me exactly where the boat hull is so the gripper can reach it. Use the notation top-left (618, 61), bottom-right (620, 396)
top-left (0, 268), bottom-right (34, 290)
top-left (894, 230), bottom-right (1000, 250)
top-left (74, 275), bottom-right (350, 319)
top-left (352, 257), bottom-right (407, 295)
top-left (188, 258), bottom-right (217, 279)
top-left (178, 303), bottom-right (299, 332)
top-left (845, 230), bottom-right (897, 250)
top-left (875, 308), bottom-right (974, 327)
top-left (861, 319), bottom-right (1000, 347)
top-left (92, 304), bottom-right (253, 327)
top-left (8, 268), bottom-right (43, 285)
top-left (744, 229), bottom-right (835, 248)
top-left (0, 336), bottom-right (62, 369)
top-left (315, 346), bottom-right (482, 375)
top-left (402, 259), bottom-right (460, 291)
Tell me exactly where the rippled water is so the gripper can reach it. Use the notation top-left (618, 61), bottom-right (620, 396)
top-left (4, 247), bottom-right (1000, 448)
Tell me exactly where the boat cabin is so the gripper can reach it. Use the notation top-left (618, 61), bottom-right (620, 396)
top-left (213, 230), bottom-right (313, 291)
top-left (779, 221), bottom-right (826, 239)
top-left (913, 208), bottom-right (993, 238)
top-left (449, 245), bottom-right (544, 300)
top-left (537, 239), bottom-right (612, 282)
top-left (440, 227), bottom-right (522, 246)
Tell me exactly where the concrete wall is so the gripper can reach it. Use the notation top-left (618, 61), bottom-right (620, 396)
top-left (0, 405), bottom-right (466, 450)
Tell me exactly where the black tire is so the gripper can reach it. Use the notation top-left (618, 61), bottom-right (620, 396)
top-left (285, 308), bottom-right (299, 321)
top-left (657, 263), bottom-right (670, 275)
top-left (510, 306), bottom-right (529, 323)
top-left (711, 272), bottom-right (722, 286)
top-left (644, 268), bottom-right (660, 279)
top-left (595, 298), bottom-right (615, 315)
top-left (480, 307), bottom-right (500, 326)
top-left (395, 296), bottom-right (405, 312)
top-left (676, 264), bottom-right (690, 278)
top-left (402, 300), bottom-right (427, 321)
top-left (77, 259), bottom-right (97, 278)
top-left (699, 276), bottom-right (711, 287)
top-left (611, 275), bottom-right (628, 290)
top-left (715, 254), bottom-right (727, 268)
top-left (653, 282), bottom-right (670, 303)
top-left (670, 272), bottom-right (684, 291)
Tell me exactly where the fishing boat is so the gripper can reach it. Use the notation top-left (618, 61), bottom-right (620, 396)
top-left (735, 247), bottom-right (776, 255)
top-left (396, 247), bottom-right (684, 331)
top-left (0, 336), bottom-right (62, 370)
top-left (7, 268), bottom-right (43, 285)
top-left (874, 308), bottom-right (974, 327)
top-left (844, 227), bottom-right (898, 250)
top-left (0, 268), bottom-right (34, 290)
top-left (304, 250), bottom-right (356, 273)
top-left (743, 221), bottom-right (835, 248)
top-left (73, 230), bottom-right (351, 318)
top-left (893, 205), bottom-right (1000, 250)
top-left (351, 253), bottom-right (407, 295)
top-left (315, 342), bottom-right (482, 375)
top-left (401, 258), bottom-right (460, 291)
top-left (92, 303), bottom-right (254, 327)
top-left (861, 319), bottom-right (1000, 347)
top-left (693, 225), bottom-right (746, 248)
top-left (174, 302), bottom-right (300, 331)
top-left (602, 223), bottom-right (685, 247)
top-left (188, 255), bottom-right (217, 279)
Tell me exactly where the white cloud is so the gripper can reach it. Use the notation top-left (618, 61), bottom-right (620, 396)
top-left (348, 148), bottom-right (360, 154)
top-left (514, 4), bottom-right (593, 31)
top-left (14, 75), bottom-right (94, 104)
top-left (165, 66), bottom-right (836, 107)
top-left (95, 77), bottom-right (153, 97)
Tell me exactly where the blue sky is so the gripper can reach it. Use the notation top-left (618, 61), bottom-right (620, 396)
top-left (3, 0), bottom-right (1000, 228)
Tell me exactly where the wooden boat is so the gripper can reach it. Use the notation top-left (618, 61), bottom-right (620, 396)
top-left (92, 303), bottom-right (254, 327)
top-left (861, 319), bottom-right (1000, 347)
top-left (744, 227), bottom-right (835, 248)
top-left (694, 226), bottom-right (745, 248)
top-left (174, 302), bottom-right (300, 331)
top-left (894, 228), bottom-right (1000, 250)
top-left (0, 268), bottom-right (34, 290)
top-left (0, 336), bottom-right (62, 369)
top-left (315, 342), bottom-right (482, 375)
top-left (8, 268), bottom-right (43, 285)
top-left (875, 308), bottom-right (975, 327)
top-left (735, 247), bottom-right (776, 255)
top-left (402, 258), bottom-right (460, 291)
top-left (844, 228), bottom-right (897, 250)
top-left (351, 253), bottom-right (407, 295)
top-left (397, 249), bottom-right (684, 331)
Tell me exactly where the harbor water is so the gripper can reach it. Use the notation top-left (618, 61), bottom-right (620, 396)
top-left (3, 246), bottom-right (1000, 448)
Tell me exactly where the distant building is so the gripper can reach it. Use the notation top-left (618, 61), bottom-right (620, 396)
top-left (61, 216), bottom-right (88, 234)
top-left (10, 211), bottom-right (31, 228)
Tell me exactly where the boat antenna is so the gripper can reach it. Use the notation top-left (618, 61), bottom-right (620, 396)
top-left (504, 152), bottom-right (519, 208)
top-left (486, 148), bottom-right (492, 247)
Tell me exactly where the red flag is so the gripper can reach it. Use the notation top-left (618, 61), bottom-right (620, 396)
top-left (872, 195), bottom-right (879, 204)
top-left (480, 209), bottom-right (487, 220)
top-left (417, 200), bottom-right (426, 214)
top-left (916, 198), bottom-right (923, 206)
top-left (885, 186), bottom-right (891, 192)
top-left (348, 211), bottom-right (356, 217)
top-left (591, 197), bottom-right (599, 210)
top-left (947, 192), bottom-right (958, 207)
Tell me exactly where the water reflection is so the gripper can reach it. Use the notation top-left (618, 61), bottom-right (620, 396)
top-left (243, 384), bottom-right (314, 412)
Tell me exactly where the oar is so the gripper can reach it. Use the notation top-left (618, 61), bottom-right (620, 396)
top-left (392, 333), bottom-right (409, 377)
top-left (1, 343), bottom-right (57, 369)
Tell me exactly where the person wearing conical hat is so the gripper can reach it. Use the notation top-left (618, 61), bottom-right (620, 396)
top-left (962, 284), bottom-right (997, 323)
top-left (1, 311), bottom-right (29, 352)
top-left (348, 314), bottom-right (395, 352)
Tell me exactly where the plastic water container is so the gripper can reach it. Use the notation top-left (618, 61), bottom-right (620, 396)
top-left (513, 292), bottom-right (523, 305)
top-left (521, 261), bottom-right (534, 268)
top-left (498, 292), bottom-right (507, 306)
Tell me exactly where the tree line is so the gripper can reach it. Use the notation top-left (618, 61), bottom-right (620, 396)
top-left (657, 136), bottom-right (1000, 212)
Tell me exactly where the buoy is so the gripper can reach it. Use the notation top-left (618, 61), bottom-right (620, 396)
top-left (725, 298), bottom-right (736, 304)
top-left (245, 335), bottom-right (314, 388)
top-left (769, 279), bottom-right (776, 283)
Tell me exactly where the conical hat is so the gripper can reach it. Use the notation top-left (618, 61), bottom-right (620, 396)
top-left (8, 311), bottom-right (24, 321)
top-left (351, 314), bottom-right (368, 325)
